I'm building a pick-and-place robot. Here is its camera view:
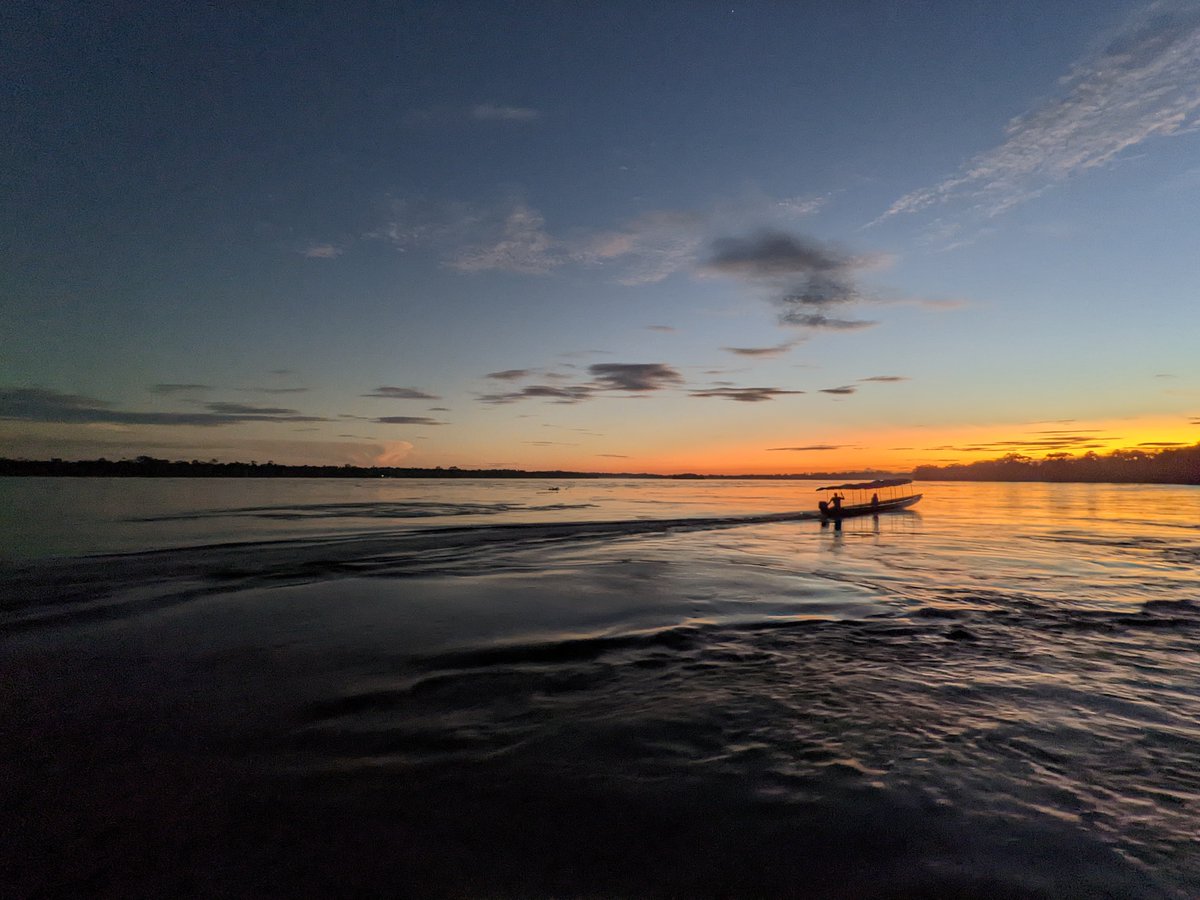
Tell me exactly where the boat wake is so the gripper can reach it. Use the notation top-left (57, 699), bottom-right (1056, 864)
top-left (1, 509), bottom-right (821, 632)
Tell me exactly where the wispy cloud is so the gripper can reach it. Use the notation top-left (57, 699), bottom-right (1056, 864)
top-left (485, 369), bottom-right (533, 381)
top-left (151, 383), bottom-right (212, 394)
top-left (452, 203), bottom-right (558, 274)
top-left (479, 384), bottom-right (595, 405)
top-left (205, 402), bottom-right (309, 416)
top-left (704, 231), bottom-right (882, 330)
top-left (1, 388), bottom-right (328, 426)
top-left (372, 416), bottom-right (446, 425)
top-left (928, 432), bottom-right (1124, 453)
top-left (646, 324), bottom-right (676, 333)
top-left (571, 210), bottom-right (706, 285)
top-left (239, 386), bottom-right (310, 394)
top-left (767, 444), bottom-right (847, 451)
top-left (690, 387), bottom-right (805, 402)
top-left (859, 375), bottom-right (909, 383)
top-left (471, 103), bottom-right (540, 122)
top-left (819, 386), bottom-right (857, 395)
top-left (721, 339), bottom-right (803, 358)
top-left (370, 191), bottom-right (836, 283)
top-left (302, 243), bottom-right (342, 259)
top-left (783, 314), bottom-right (875, 331)
top-left (774, 194), bottom-right (829, 217)
top-left (875, 3), bottom-right (1200, 225)
top-left (361, 386), bottom-right (441, 400)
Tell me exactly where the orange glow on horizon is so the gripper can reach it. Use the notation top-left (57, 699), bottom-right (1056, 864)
top-left (598, 414), bottom-right (1200, 475)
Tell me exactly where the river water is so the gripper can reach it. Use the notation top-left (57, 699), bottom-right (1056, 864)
top-left (2, 477), bottom-right (1198, 897)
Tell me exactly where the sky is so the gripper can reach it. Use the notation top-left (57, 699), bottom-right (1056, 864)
top-left (2, 0), bottom-right (1199, 474)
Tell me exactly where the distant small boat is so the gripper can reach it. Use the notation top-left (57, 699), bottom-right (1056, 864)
top-left (817, 478), bottom-right (921, 519)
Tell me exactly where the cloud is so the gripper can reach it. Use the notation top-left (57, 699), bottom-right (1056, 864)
top-left (428, 406), bottom-right (450, 412)
top-left (819, 386), bottom-right (857, 395)
top-left (361, 386), bottom-right (441, 400)
top-left (485, 369), bottom-right (533, 381)
top-left (859, 375), bottom-right (909, 382)
top-left (721, 339), bottom-right (802, 358)
top-left (372, 416), bottom-right (446, 425)
top-left (930, 432), bottom-right (1124, 453)
top-left (377, 192), bottom-right (841, 285)
top-left (875, 4), bottom-right (1200, 225)
top-left (241, 386), bottom-right (310, 394)
top-left (572, 210), bottom-right (707, 284)
top-left (774, 194), bottom-right (828, 217)
top-left (371, 197), bottom-right (710, 283)
top-left (705, 231), bottom-right (882, 330)
top-left (477, 363), bottom-right (683, 404)
top-left (782, 314), bottom-right (876, 330)
top-left (471, 103), bottom-right (540, 122)
top-left (451, 203), bottom-right (558, 274)
top-left (205, 402), bottom-right (308, 415)
top-left (646, 325), bottom-right (675, 332)
top-left (707, 231), bottom-right (850, 279)
top-left (479, 385), bottom-right (595, 405)
top-left (151, 383), bottom-right (212, 394)
top-left (598, 453), bottom-right (630, 458)
top-left (588, 363), bottom-right (683, 392)
top-left (302, 243), bottom-right (342, 259)
top-left (767, 444), bottom-right (847, 451)
top-left (690, 387), bottom-right (805, 402)
top-left (1, 388), bottom-right (327, 426)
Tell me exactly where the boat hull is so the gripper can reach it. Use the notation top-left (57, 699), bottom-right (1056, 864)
top-left (820, 493), bottom-right (921, 519)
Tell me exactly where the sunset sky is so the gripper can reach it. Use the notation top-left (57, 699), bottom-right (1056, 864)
top-left (3, 1), bottom-right (1199, 473)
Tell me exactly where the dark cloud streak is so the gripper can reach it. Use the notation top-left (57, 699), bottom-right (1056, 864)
top-left (690, 387), bottom-right (805, 403)
top-left (362, 386), bottom-right (441, 400)
top-left (1, 388), bottom-right (328, 426)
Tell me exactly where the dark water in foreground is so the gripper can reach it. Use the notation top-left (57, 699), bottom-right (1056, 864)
top-left (2, 478), bottom-right (1199, 898)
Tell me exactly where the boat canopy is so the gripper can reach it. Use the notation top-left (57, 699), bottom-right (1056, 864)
top-left (817, 478), bottom-right (912, 492)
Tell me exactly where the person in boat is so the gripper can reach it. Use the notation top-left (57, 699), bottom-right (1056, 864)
top-left (830, 492), bottom-right (843, 512)
top-left (870, 492), bottom-right (879, 508)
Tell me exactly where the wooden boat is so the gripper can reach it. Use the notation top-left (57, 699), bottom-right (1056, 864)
top-left (817, 478), bottom-right (921, 519)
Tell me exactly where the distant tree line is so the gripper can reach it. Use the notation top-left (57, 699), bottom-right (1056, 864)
top-left (0, 456), bottom-right (894, 481)
top-left (914, 444), bottom-right (1200, 485)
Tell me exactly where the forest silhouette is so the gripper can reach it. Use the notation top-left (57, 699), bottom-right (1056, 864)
top-left (1, 442), bottom-right (1197, 483)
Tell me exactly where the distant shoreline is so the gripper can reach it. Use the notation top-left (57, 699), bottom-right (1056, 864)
top-left (2, 449), bottom-right (1197, 484)
top-left (0, 458), bottom-right (894, 481)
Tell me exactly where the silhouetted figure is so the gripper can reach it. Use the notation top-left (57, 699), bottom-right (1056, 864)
top-left (830, 493), bottom-right (843, 512)
top-left (870, 492), bottom-right (879, 508)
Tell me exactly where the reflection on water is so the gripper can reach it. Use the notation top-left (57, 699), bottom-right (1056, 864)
top-left (1, 478), bottom-right (1199, 896)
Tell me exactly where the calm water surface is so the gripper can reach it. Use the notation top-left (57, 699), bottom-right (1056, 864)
top-left (2, 478), bottom-right (1199, 897)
